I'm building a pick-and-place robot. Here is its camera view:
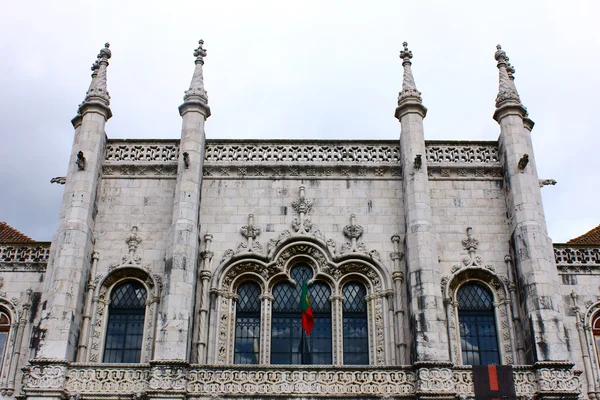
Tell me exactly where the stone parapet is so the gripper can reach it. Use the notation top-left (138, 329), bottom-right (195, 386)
top-left (21, 361), bottom-right (581, 399)
top-left (0, 242), bottom-right (50, 272)
top-left (102, 139), bottom-right (501, 180)
top-left (554, 244), bottom-right (600, 267)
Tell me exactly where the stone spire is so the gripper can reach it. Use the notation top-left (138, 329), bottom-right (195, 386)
top-left (494, 45), bottom-right (522, 108)
top-left (397, 41), bottom-right (423, 107)
top-left (82, 43), bottom-right (112, 108)
top-left (183, 40), bottom-right (210, 108)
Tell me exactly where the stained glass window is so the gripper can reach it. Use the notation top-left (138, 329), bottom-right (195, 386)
top-left (0, 310), bottom-right (10, 373)
top-left (234, 282), bottom-right (261, 364)
top-left (457, 283), bottom-right (499, 366)
top-left (103, 281), bottom-right (147, 363)
top-left (271, 264), bottom-right (332, 364)
top-left (343, 282), bottom-right (369, 365)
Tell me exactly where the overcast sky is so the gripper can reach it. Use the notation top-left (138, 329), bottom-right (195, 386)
top-left (1, 0), bottom-right (598, 243)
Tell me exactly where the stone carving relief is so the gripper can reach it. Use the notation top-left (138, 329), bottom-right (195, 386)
top-left (214, 230), bottom-right (390, 366)
top-left (23, 362), bottom-right (580, 399)
top-left (451, 227), bottom-right (494, 273)
top-left (88, 227), bottom-right (161, 363)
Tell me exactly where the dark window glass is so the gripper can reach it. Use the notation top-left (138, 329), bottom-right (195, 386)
top-left (234, 282), bottom-right (261, 364)
top-left (457, 283), bottom-right (499, 366)
top-left (103, 281), bottom-right (146, 363)
top-left (343, 282), bottom-right (369, 365)
top-left (271, 264), bottom-right (332, 364)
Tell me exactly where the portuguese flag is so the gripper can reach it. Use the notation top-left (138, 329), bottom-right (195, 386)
top-left (299, 281), bottom-right (314, 335)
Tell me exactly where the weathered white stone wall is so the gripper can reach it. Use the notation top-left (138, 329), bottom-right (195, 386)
top-left (199, 178), bottom-right (404, 263)
top-left (430, 179), bottom-right (510, 274)
top-left (93, 177), bottom-right (176, 279)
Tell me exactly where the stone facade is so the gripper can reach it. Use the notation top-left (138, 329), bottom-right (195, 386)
top-left (0, 41), bottom-right (595, 400)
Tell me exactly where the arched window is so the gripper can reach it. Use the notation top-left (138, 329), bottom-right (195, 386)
top-left (343, 282), bottom-right (369, 365)
top-left (234, 282), bottom-right (261, 364)
top-left (271, 264), bottom-right (332, 364)
top-left (103, 281), bottom-right (147, 363)
top-left (457, 283), bottom-right (500, 366)
top-left (0, 310), bottom-right (10, 372)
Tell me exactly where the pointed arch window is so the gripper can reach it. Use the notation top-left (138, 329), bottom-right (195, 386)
top-left (103, 281), bottom-right (147, 363)
top-left (0, 310), bottom-right (10, 373)
top-left (457, 283), bottom-right (500, 366)
top-left (234, 282), bottom-right (261, 364)
top-left (271, 264), bottom-right (332, 364)
top-left (343, 282), bottom-right (369, 365)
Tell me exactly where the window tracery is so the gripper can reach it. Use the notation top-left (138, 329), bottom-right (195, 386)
top-left (456, 283), bottom-right (500, 365)
top-left (211, 239), bottom-right (391, 366)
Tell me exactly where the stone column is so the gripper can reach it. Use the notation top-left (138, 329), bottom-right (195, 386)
top-left (330, 294), bottom-right (344, 365)
top-left (37, 44), bottom-right (112, 361)
top-left (493, 45), bottom-right (567, 362)
top-left (394, 42), bottom-right (449, 362)
top-left (155, 40), bottom-right (211, 361)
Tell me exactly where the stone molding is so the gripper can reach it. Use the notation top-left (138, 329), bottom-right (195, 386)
top-left (102, 139), bottom-right (501, 179)
top-left (0, 243), bottom-right (49, 272)
top-left (21, 361), bottom-right (581, 399)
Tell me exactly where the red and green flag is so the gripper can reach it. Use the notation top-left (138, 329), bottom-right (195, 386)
top-left (299, 281), bottom-right (314, 335)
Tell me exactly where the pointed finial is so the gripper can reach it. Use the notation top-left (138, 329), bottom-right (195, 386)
top-left (396, 41), bottom-right (423, 107)
top-left (494, 44), bottom-right (521, 108)
top-left (400, 42), bottom-right (413, 65)
top-left (182, 39), bottom-right (210, 110)
top-left (78, 42), bottom-right (112, 117)
top-left (194, 40), bottom-right (207, 64)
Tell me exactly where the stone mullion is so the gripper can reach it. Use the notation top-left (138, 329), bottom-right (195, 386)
top-left (77, 251), bottom-right (99, 362)
top-left (584, 324), bottom-right (600, 392)
top-left (503, 299), bottom-right (518, 364)
top-left (0, 321), bottom-right (17, 389)
top-left (392, 269), bottom-right (405, 364)
top-left (7, 304), bottom-right (30, 392)
top-left (365, 293), bottom-right (377, 365)
top-left (260, 293), bottom-right (273, 364)
top-left (330, 294), bottom-right (343, 366)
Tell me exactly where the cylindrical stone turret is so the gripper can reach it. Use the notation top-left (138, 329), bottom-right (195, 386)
top-left (493, 45), bottom-right (567, 362)
top-left (154, 40), bottom-right (211, 360)
top-left (394, 42), bottom-right (449, 362)
top-left (37, 44), bottom-right (112, 360)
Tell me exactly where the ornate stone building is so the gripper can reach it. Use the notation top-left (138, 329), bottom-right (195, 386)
top-left (0, 40), bottom-right (596, 399)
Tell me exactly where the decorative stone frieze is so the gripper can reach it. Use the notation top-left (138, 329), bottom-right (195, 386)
top-left (22, 362), bottom-right (580, 399)
top-left (0, 243), bottom-right (49, 272)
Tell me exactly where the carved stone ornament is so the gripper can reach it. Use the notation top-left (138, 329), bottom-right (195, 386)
top-left (494, 45), bottom-right (522, 108)
top-left (397, 41), bottom-right (423, 105)
top-left (184, 39), bottom-right (209, 104)
top-left (240, 214), bottom-right (261, 239)
top-left (539, 178), bottom-right (557, 188)
top-left (342, 214), bottom-right (364, 240)
top-left (215, 236), bottom-right (390, 366)
top-left (111, 226), bottom-right (144, 268)
top-left (452, 227), bottom-right (494, 272)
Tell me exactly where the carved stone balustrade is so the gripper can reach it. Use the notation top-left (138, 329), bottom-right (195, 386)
top-left (22, 361), bottom-right (581, 399)
top-left (102, 139), bottom-right (502, 180)
top-left (554, 244), bottom-right (600, 275)
top-left (0, 242), bottom-right (50, 272)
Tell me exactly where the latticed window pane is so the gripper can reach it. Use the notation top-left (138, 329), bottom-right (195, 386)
top-left (343, 282), bottom-right (369, 365)
top-left (457, 283), bottom-right (499, 366)
top-left (457, 283), bottom-right (493, 311)
top-left (103, 281), bottom-right (146, 363)
top-left (234, 282), bottom-right (261, 364)
top-left (271, 264), bottom-right (332, 364)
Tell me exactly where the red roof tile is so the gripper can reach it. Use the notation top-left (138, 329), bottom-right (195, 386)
top-left (568, 224), bottom-right (600, 245)
top-left (0, 222), bottom-right (34, 243)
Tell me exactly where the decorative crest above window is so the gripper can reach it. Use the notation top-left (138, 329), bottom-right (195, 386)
top-left (451, 227), bottom-right (494, 273)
